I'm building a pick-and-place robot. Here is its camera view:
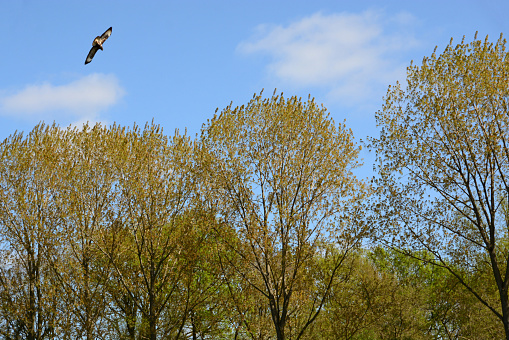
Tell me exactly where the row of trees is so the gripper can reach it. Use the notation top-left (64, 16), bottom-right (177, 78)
top-left (0, 93), bottom-right (367, 340)
top-left (1, 33), bottom-right (509, 339)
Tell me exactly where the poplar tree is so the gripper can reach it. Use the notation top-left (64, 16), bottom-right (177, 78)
top-left (201, 91), bottom-right (367, 340)
top-left (372, 33), bottom-right (509, 339)
top-left (0, 124), bottom-right (64, 339)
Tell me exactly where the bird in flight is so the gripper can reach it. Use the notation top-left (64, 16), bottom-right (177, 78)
top-left (85, 27), bottom-right (112, 65)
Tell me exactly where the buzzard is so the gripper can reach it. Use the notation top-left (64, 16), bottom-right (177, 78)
top-left (85, 27), bottom-right (112, 65)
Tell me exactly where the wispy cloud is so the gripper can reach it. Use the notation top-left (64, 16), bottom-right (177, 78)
top-left (0, 73), bottom-right (125, 124)
top-left (238, 10), bottom-right (421, 104)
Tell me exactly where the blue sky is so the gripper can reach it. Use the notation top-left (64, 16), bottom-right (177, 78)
top-left (1, 0), bottom-right (508, 176)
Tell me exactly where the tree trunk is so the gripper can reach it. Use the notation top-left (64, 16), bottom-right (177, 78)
top-left (84, 255), bottom-right (92, 340)
top-left (269, 294), bottom-right (285, 340)
top-left (191, 310), bottom-right (197, 340)
top-left (500, 289), bottom-right (509, 340)
top-left (27, 249), bottom-right (36, 340)
top-left (123, 294), bottom-right (137, 340)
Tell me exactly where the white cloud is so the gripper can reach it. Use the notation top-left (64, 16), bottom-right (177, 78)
top-left (0, 73), bottom-right (125, 123)
top-left (238, 10), bottom-right (420, 103)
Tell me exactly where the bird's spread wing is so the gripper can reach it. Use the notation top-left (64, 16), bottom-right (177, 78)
top-left (85, 45), bottom-right (100, 65)
top-left (98, 27), bottom-right (112, 44)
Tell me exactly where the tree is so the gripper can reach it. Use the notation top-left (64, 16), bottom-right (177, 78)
top-left (200, 91), bottom-right (367, 340)
top-left (371, 33), bottom-right (509, 338)
top-left (98, 123), bottom-right (207, 340)
top-left (0, 124), bottom-right (64, 339)
top-left (49, 124), bottom-right (119, 340)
